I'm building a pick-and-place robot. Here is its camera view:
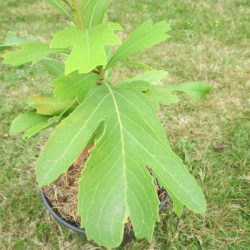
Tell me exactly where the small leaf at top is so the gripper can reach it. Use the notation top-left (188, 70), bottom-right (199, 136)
top-left (51, 71), bottom-right (99, 102)
top-left (165, 82), bottom-right (212, 101)
top-left (50, 22), bottom-right (122, 74)
top-left (107, 19), bottom-right (171, 68)
top-left (27, 95), bottom-right (75, 116)
top-left (2, 42), bottom-right (68, 66)
top-left (10, 110), bottom-right (51, 135)
top-left (81, 0), bottom-right (112, 29)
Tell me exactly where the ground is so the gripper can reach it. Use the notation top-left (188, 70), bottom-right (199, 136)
top-left (0, 0), bottom-right (249, 249)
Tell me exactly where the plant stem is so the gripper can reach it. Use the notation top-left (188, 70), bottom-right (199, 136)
top-left (71, 0), bottom-right (84, 29)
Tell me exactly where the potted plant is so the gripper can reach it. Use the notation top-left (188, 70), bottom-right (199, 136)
top-left (1, 0), bottom-right (211, 248)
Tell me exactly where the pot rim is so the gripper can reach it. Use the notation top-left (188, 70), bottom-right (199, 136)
top-left (40, 189), bottom-right (170, 235)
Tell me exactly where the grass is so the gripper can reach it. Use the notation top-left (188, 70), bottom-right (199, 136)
top-left (0, 0), bottom-right (249, 249)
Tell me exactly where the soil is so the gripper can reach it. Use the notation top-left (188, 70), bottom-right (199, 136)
top-left (42, 162), bottom-right (167, 231)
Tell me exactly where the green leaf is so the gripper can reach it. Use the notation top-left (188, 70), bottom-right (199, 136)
top-left (51, 71), bottom-right (99, 102)
top-left (119, 60), bottom-right (154, 70)
top-left (37, 84), bottom-right (206, 248)
top-left (22, 121), bottom-right (55, 139)
top-left (46, 0), bottom-right (72, 18)
top-left (81, 0), bottom-right (112, 29)
top-left (0, 32), bottom-right (39, 52)
top-left (116, 80), bottom-right (150, 92)
top-left (2, 42), bottom-right (68, 66)
top-left (146, 86), bottom-right (180, 110)
top-left (10, 111), bottom-right (51, 135)
top-left (116, 70), bottom-right (168, 95)
top-left (28, 95), bottom-right (75, 116)
top-left (107, 19), bottom-right (171, 68)
top-left (165, 82), bottom-right (212, 101)
top-left (118, 70), bottom-right (168, 86)
top-left (168, 191), bottom-right (184, 217)
top-left (50, 22), bottom-right (122, 74)
top-left (40, 59), bottom-right (65, 77)
top-left (154, 178), bottom-right (183, 216)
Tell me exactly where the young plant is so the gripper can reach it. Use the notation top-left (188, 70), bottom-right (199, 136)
top-left (1, 0), bottom-right (211, 248)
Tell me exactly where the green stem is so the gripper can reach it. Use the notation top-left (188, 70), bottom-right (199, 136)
top-left (71, 0), bottom-right (84, 29)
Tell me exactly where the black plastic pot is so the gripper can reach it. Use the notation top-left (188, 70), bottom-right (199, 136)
top-left (40, 189), bottom-right (170, 236)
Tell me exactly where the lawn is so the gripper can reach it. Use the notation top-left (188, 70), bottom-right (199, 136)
top-left (0, 0), bottom-right (249, 249)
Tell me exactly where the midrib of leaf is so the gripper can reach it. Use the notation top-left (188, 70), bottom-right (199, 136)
top-left (108, 24), bottom-right (165, 67)
top-left (113, 90), bottom-right (170, 149)
top-left (82, 0), bottom-right (91, 13)
top-left (104, 82), bottom-right (129, 213)
top-left (88, 3), bottom-right (98, 28)
top-left (38, 89), bottom-right (109, 185)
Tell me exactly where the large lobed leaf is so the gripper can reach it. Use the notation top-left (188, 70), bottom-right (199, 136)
top-left (37, 83), bottom-right (206, 248)
top-left (107, 19), bottom-right (171, 68)
top-left (50, 22), bottom-right (122, 74)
